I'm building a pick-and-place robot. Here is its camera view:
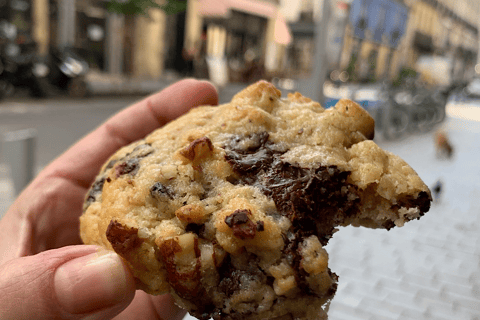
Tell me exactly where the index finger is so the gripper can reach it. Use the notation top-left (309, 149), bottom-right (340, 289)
top-left (40, 79), bottom-right (218, 188)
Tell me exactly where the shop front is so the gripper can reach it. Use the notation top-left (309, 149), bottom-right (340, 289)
top-left (192, 0), bottom-right (290, 84)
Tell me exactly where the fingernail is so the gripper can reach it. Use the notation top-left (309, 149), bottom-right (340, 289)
top-left (54, 250), bottom-right (131, 314)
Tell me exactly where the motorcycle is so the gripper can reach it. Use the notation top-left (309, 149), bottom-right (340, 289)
top-left (43, 46), bottom-right (89, 98)
top-left (0, 21), bottom-right (50, 99)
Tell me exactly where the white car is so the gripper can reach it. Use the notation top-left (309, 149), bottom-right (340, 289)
top-left (465, 78), bottom-right (480, 98)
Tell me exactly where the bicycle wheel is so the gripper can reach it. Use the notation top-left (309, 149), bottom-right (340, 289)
top-left (382, 107), bottom-right (409, 140)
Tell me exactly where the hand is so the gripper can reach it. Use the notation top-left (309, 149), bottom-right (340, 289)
top-left (0, 79), bottom-right (218, 320)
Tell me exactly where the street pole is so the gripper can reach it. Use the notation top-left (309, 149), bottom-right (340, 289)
top-left (106, 13), bottom-right (125, 75)
top-left (57, 0), bottom-right (76, 49)
top-left (32, 0), bottom-right (50, 57)
top-left (302, 0), bottom-right (331, 105)
top-left (3, 129), bottom-right (37, 196)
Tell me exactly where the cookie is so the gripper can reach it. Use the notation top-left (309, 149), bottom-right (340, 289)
top-left (80, 81), bottom-right (431, 320)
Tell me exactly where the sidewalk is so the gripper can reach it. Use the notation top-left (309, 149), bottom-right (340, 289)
top-left (85, 70), bottom-right (179, 96)
top-left (84, 70), bottom-right (249, 104)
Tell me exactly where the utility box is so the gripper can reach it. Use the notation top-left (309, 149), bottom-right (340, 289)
top-left (3, 128), bottom-right (37, 195)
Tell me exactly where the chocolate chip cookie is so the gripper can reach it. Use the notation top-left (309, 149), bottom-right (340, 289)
top-left (80, 81), bottom-right (431, 320)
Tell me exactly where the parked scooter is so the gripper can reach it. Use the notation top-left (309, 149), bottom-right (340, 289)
top-left (43, 46), bottom-right (89, 98)
top-left (0, 21), bottom-right (49, 99)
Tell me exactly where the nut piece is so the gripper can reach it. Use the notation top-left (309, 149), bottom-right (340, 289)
top-left (175, 204), bottom-right (207, 224)
top-left (106, 220), bottom-right (143, 256)
top-left (179, 137), bottom-right (213, 162)
top-left (156, 233), bottom-right (202, 300)
top-left (224, 209), bottom-right (258, 240)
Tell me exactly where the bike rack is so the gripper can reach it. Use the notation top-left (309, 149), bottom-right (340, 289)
top-left (2, 128), bottom-right (37, 196)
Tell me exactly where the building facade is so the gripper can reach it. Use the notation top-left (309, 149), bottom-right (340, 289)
top-left (279, 0), bottom-right (479, 84)
top-left (2, 0), bottom-right (477, 83)
top-left (343, 0), bottom-right (479, 83)
top-left (184, 0), bottom-right (289, 83)
top-left (1, 0), bottom-right (288, 82)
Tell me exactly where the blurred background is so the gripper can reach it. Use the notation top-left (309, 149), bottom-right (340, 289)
top-left (1, 0), bottom-right (480, 319)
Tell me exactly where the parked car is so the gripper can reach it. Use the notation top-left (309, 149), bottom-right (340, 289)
top-left (464, 77), bottom-right (480, 98)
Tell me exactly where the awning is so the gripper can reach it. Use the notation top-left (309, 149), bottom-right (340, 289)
top-left (198, 0), bottom-right (292, 45)
top-left (197, 0), bottom-right (229, 17)
top-left (274, 12), bottom-right (292, 45)
top-left (228, 0), bottom-right (276, 18)
top-left (198, 0), bottom-right (276, 18)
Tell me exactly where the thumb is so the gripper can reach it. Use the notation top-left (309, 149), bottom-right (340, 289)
top-left (0, 245), bottom-right (136, 320)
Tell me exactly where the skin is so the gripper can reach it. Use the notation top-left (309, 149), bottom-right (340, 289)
top-left (0, 79), bottom-right (219, 320)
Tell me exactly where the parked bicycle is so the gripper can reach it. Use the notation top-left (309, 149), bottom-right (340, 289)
top-left (376, 80), bottom-right (452, 140)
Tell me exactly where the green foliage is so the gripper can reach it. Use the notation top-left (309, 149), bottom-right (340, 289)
top-left (106, 0), bottom-right (187, 16)
top-left (392, 67), bottom-right (418, 87)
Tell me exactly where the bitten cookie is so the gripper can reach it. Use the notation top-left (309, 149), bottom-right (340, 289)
top-left (80, 81), bottom-right (431, 320)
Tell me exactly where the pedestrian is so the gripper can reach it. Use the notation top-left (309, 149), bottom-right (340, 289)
top-left (0, 79), bottom-right (218, 319)
top-left (432, 179), bottom-right (443, 203)
top-left (434, 129), bottom-right (454, 159)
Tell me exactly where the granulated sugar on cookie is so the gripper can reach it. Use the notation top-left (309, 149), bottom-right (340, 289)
top-left (80, 81), bottom-right (431, 320)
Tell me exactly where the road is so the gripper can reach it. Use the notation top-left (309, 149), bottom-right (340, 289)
top-left (1, 94), bottom-right (479, 319)
top-left (0, 84), bottom-right (248, 175)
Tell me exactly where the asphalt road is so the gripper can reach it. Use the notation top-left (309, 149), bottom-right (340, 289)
top-left (0, 96), bottom-right (144, 173)
top-left (0, 84), bottom-right (247, 172)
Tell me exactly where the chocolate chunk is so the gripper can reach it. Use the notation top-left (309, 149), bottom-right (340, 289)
top-left (223, 134), bottom-right (359, 245)
top-left (104, 159), bottom-right (117, 171)
top-left (226, 131), bottom-right (270, 153)
top-left (85, 177), bottom-right (106, 205)
top-left (185, 223), bottom-right (205, 236)
top-left (225, 148), bottom-right (275, 176)
top-left (130, 143), bottom-right (154, 158)
top-left (256, 221), bottom-right (265, 232)
top-left (397, 191), bottom-right (432, 215)
top-left (106, 220), bottom-right (143, 256)
top-left (246, 131), bottom-right (270, 151)
top-left (179, 137), bottom-right (213, 162)
top-left (115, 158), bottom-right (139, 177)
top-left (225, 209), bottom-right (257, 240)
top-left (217, 254), bottom-right (265, 298)
top-left (150, 182), bottom-right (175, 200)
top-left (225, 209), bottom-right (250, 227)
top-left (224, 132), bottom-right (278, 178)
top-left (266, 161), bottom-right (358, 244)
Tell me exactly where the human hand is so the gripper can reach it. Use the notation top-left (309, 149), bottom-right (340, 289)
top-left (0, 79), bottom-right (218, 320)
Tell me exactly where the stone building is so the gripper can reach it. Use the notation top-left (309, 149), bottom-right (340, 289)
top-left (342, 0), bottom-right (479, 83)
top-left (1, 0), bottom-right (289, 82)
top-left (279, 0), bottom-right (479, 84)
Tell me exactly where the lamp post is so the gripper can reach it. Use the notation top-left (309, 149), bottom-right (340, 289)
top-left (302, 0), bottom-right (331, 105)
top-left (57, 0), bottom-right (76, 49)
